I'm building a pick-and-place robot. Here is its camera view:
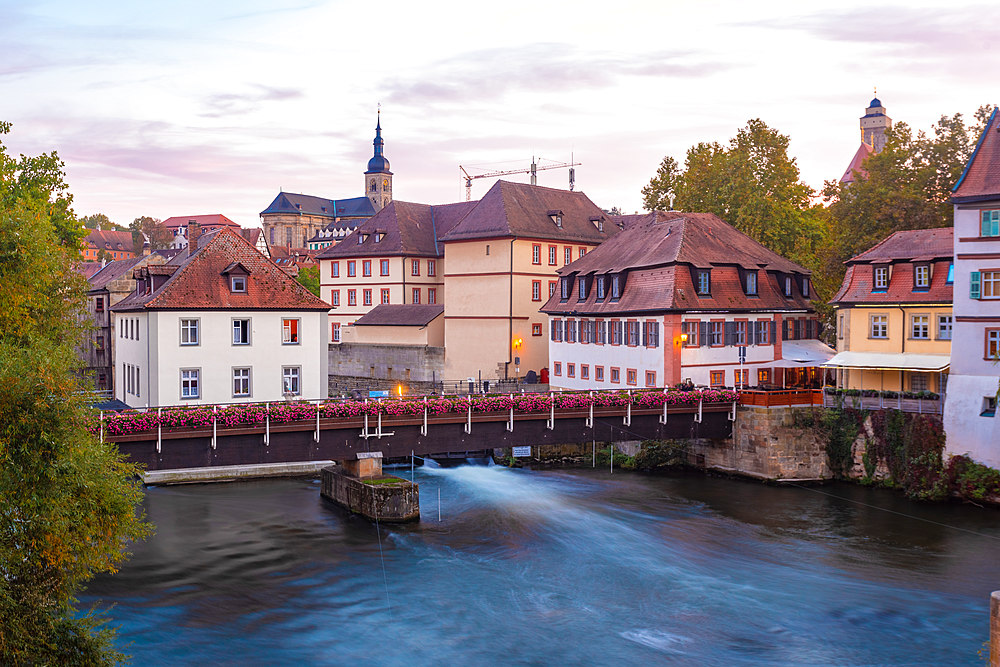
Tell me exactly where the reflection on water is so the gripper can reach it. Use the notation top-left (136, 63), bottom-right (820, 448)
top-left (83, 468), bottom-right (1000, 665)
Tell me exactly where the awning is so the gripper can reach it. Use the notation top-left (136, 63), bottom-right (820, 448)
top-left (771, 340), bottom-right (837, 368)
top-left (821, 351), bottom-right (950, 372)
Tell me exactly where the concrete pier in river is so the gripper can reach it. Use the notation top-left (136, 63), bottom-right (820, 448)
top-left (320, 452), bottom-right (419, 522)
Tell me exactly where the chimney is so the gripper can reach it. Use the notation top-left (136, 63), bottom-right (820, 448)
top-left (188, 221), bottom-right (203, 248)
top-left (142, 238), bottom-right (151, 257)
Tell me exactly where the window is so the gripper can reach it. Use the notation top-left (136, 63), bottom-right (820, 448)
top-left (412, 259), bottom-right (420, 276)
top-left (910, 373), bottom-right (928, 392)
top-left (411, 288), bottom-right (420, 304)
top-left (580, 319), bottom-right (590, 344)
top-left (553, 362), bottom-right (562, 376)
top-left (231, 275), bottom-right (247, 293)
top-left (911, 314), bottom-right (929, 339)
top-left (486, 244), bottom-right (490, 255)
top-left (548, 246), bottom-right (557, 265)
top-left (332, 323), bottom-right (341, 342)
top-left (734, 369), bottom-right (748, 386)
top-left (348, 289), bottom-right (357, 306)
top-left (363, 289), bottom-right (372, 306)
top-left (610, 367), bottom-right (620, 384)
top-left (734, 320), bottom-right (747, 345)
top-left (560, 277), bottom-right (570, 300)
top-left (232, 318), bottom-right (250, 345)
top-left (981, 396), bottom-right (997, 418)
top-left (532, 244), bottom-right (541, 265)
top-left (838, 314), bottom-right (845, 340)
top-left (626, 321), bottom-right (640, 346)
top-left (579, 248), bottom-right (587, 259)
top-left (981, 210), bottom-right (1000, 237)
top-left (758, 369), bottom-right (771, 385)
top-left (382, 289), bottom-right (391, 304)
top-left (980, 270), bottom-right (1000, 298)
top-left (347, 261), bottom-right (356, 277)
top-left (564, 247), bottom-right (572, 265)
top-left (566, 319), bottom-right (577, 343)
top-left (802, 277), bottom-right (810, 298)
top-left (233, 367), bottom-right (251, 397)
top-left (756, 319), bottom-right (769, 345)
top-left (783, 276), bottom-right (792, 297)
top-left (947, 263), bottom-right (954, 284)
top-left (937, 315), bottom-right (952, 340)
top-left (870, 314), bottom-right (888, 339)
top-left (332, 290), bottom-right (340, 307)
top-left (95, 297), bottom-right (104, 312)
top-left (745, 271), bottom-right (757, 295)
top-left (532, 280), bottom-right (541, 301)
top-left (532, 323), bottom-right (542, 336)
top-left (363, 260), bottom-right (372, 277)
top-left (180, 369), bottom-right (200, 399)
top-left (567, 363), bottom-right (575, 378)
top-left (696, 270), bottom-right (710, 295)
top-left (551, 319), bottom-right (562, 342)
top-left (581, 364), bottom-right (589, 379)
top-left (710, 370), bottom-right (724, 387)
top-left (428, 260), bottom-right (436, 276)
top-left (428, 288), bottom-right (437, 304)
top-left (595, 366), bottom-right (604, 382)
top-left (644, 321), bottom-right (659, 347)
top-left (611, 275), bottom-right (621, 300)
top-left (683, 320), bottom-right (699, 347)
top-left (645, 371), bottom-right (656, 387)
top-left (611, 320), bottom-right (622, 345)
top-left (626, 369), bottom-right (637, 386)
top-left (332, 262), bottom-right (339, 278)
top-left (987, 329), bottom-right (1000, 360)
top-left (282, 366), bottom-right (301, 396)
top-left (710, 321), bottom-right (723, 346)
top-left (874, 266), bottom-right (888, 290)
top-left (381, 260), bottom-right (390, 276)
top-left (914, 264), bottom-right (930, 289)
top-left (578, 277), bottom-right (587, 300)
top-left (180, 318), bottom-right (199, 345)
top-left (596, 276), bottom-right (606, 300)
top-left (549, 281), bottom-right (556, 297)
top-left (95, 335), bottom-right (104, 351)
top-left (282, 318), bottom-right (300, 344)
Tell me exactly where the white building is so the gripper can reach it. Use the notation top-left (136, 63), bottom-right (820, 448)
top-left (944, 108), bottom-right (1000, 468)
top-left (541, 212), bottom-right (833, 390)
top-left (112, 228), bottom-right (330, 407)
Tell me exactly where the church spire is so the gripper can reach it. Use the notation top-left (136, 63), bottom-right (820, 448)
top-left (365, 107), bottom-right (392, 212)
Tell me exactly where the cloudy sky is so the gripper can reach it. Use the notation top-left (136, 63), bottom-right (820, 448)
top-left (2, 0), bottom-right (996, 228)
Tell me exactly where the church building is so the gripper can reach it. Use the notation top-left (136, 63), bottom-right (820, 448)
top-left (260, 115), bottom-right (393, 249)
top-left (840, 94), bottom-right (892, 184)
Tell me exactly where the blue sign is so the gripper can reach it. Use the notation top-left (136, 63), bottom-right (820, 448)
top-left (368, 390), bottom-right (390, 399)
top-left (512, 446), bottom-right (532, 458)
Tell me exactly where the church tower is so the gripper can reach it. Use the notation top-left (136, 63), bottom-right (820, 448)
top-left (860, 93), bottom-right (892, 152)
top-left (364, 112), bottom-right (393, 212)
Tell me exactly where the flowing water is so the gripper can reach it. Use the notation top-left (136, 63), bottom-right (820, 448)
top-left (83, 465), bottom-right (1000, 665)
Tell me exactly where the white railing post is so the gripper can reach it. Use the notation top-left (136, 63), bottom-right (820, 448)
top-left (314, 400), bottom-right (321, 443)
top-left (659, 398), bottom-right (668, 425)
top-left (507, 393), bottom-right (514, 432)
top-left (586, 391), bottom-right (594, 428)
top-left (156, 407), bottom-right (161, 454)
top-left (624, 389), bottom-right (631, 427)
top-left (695, 397), bottom-right (703, 423)
top-left (728, 400), bottom-right (737, 421)
top-left (212, 404), bottom-right (217, 450)
top-left (547, 391), bottom-right (555, 430)
top-left (361, 412), bottom-right (370, 439)
top-left (99, 411), bottom-right (104, 443)
top-left (464, 395), bottom-right (472, 434)
top-left (421, 396), bottom-right (428, 437)
top-left (264, 402), bottom-right (270, 446)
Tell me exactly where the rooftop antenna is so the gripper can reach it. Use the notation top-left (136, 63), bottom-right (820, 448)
top-left (569, 152), bottom-right (576, 191)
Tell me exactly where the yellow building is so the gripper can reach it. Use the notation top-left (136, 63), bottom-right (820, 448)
top-left (827, 228), bottom-right (953, 393)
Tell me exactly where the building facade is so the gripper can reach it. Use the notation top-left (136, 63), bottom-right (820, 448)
top-left (81, 228), bottom-right (135, 262)
top-left (541, 212), bottom-right (830, 390)
top-left (111, 228), bottom-right (330, 407)
top-left (826, 228), bottom-right (953, 394)
top-left (162, 214), bottom-right (241, 250)
top-left (944, 107), bottom-right (1000, 468)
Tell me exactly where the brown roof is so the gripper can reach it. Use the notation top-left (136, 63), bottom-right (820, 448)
top-left (952, 107), bottom-right (1000, 202)
top-left (112, 228), bottom-right (330, 312)
top-left (77, 262), bottom-right (104, 280)
top-left (353, 304), bottom-right (444, 326)
top-left (239, 227), bottom-right (265, 247)
top-left (439, 181), bottom-right (615, 244)
top-left (162, 214), bottom-right (241, 230)
top-left (845, 228), bottom-right (953, 264)
top-left (840, 142), bottom-right (873, 184)
top-left (84, 229), bottom-right (135, 253)
top-left (541, 212), bottom-right (813, 315)
top-left (88, 257), bottom-right (144, 290)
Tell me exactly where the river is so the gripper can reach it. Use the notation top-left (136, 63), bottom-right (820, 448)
top-left (83, 464), bottom-right (1000, 665)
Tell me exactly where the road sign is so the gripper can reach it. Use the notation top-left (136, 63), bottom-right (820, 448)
top-left (738, 346), bottom-right (747, 362)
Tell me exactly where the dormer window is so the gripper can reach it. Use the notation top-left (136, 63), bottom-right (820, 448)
top-left (696, 270), bottom-right (710, 296)
top-left (560, 276), bottom-right (570, 301)
top-left (873, 265), bottom-right (889, 290)
top-left (802, 277), bottom-right (810, 298)
top-left (783, 275), bottom-right (792, 297)
top-left (231, 276), bottom-right (246, 293)
top-left (596, 276), bottom-right (606, 300)
top-left (611, 274), bottom-right (622, 300)
top-left (548, 210), bottom-right (564, 228)
top-left (745, 270), bottom-right (758, 296)
top-left (578, 276), bottom-right (587, 300)
top-left (914, 264), bottom-right (930, 289)
top-left (358, 233), bottom-right (368, 244)
top-left (947, 263), bottom-right (954, 284)
top-left (590, 216), bottom-right (604, 232)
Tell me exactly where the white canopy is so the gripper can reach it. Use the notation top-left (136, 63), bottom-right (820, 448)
top-left (821, 351), bottom-right (950, 372)
top-left (771, 339), bottom-right (837, 368)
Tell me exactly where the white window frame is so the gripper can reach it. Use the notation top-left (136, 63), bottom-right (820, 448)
top-left (282, 318), bottom-right (300, 345)
top-left (282, 366), bottom-right (301, 396)
top-left (910, 314), bottom-right (929, 339)
top-left (233, 367), bottom-right (251, 397)
top-left (180, 318), bottom-right (200, 346)
top-left (914, 264), bottom-right (930, 288)
top-left (936, 314), bottom-right (952, 341)
top-left (745, 271), bottom-right (757, 295)
top-left (230, 275), bottom-right (247, 293)
top-left (697, 271), bottom-right (710, 295)
top-left (180, 368), bottom-right (200, 400)
top-left (982, 270), bottom-right (1000, 298)
top-left (870, 314), bottom-right (888, 339)
top-left (232, 318), bottom-right (251, 345)
top-left (874, 266), bottom-right (888, 290)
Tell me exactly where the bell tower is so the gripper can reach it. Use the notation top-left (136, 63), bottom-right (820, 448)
top-left (860, 91), bottom-right (892, 153)
top-left (364, 110), bottom-right (393, 212)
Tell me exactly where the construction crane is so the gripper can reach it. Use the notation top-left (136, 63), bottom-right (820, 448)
top-left (459, 157), bottom-right (581, 201)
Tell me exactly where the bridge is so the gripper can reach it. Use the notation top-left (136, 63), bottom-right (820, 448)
top-left (100, 390), bottom-right (739, 474)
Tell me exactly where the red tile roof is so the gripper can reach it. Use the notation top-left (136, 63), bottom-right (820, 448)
top-left (440, 181), bottom-right (615, 244)
top-left (840, 142), bottom-right (873, 184)
top-left (112, 228), bottom-right (330, 312)
top-left (83, 229), bottom-right (135, 253)
top-left (162, 214), bottom-right (240, 230)
top-left (952, 107), bottom-right (1000, 202)
top-left (845, 227), bottom-right (953, 264)
top-left (354, 304), bottom-right (444, 326)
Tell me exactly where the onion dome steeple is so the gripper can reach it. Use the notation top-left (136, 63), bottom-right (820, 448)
top-left (364, 108), bottom-right (392, 212)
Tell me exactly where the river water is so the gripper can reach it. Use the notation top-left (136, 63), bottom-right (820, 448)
top-left (83, 465), bottom-right (1000, 665)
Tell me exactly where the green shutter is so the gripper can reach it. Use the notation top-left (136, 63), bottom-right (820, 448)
top-left (971, 271), bottom-right (981, 299)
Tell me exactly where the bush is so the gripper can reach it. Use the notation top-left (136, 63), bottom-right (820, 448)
top-left (633, 440), bottom-right (687, 470)
top-left (947, 455), bottom-right (1000, 502)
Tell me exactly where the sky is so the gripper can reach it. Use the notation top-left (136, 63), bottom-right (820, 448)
top-left (2, 0), bottom-right (997, 229)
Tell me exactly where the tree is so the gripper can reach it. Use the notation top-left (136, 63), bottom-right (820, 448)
top-left (0, 121), bottom-right (150, 662)
top-left (296, 264), bottom-right (321, 297)
top-left (79, 213), bottom-right (126, 231)
top-left (129, 215), bottom-right (171, 251)
top-left (642, 119), bottom-right (824, 268)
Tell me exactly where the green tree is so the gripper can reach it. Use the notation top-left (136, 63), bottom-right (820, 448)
top-left (0, 121), bottom-right (150, 662)
top-left (130, 215), bottom-right (171, 251)
top-left (79, 213), bottom-right (126, 231)
top-left (296, 264), bottom-right (321, 297)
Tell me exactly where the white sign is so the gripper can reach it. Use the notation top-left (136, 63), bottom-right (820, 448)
top-left (512, 446), bottom-right (531, 458)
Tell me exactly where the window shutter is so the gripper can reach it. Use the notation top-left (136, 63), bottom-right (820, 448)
top-left (770, 320), bottom-right (777, 344)
top-left (653, 322), bottom-right (659, 347)
top-left (724, 321), bottom-right (735, 346)
top-left (971, 271), bottom-right (981, 299)
top-left (782, 320), bottom-right (789, 341)
top-left (642, 323), bottom-right (648, 347)
top-left (699, 321), bottom-right (708, 346)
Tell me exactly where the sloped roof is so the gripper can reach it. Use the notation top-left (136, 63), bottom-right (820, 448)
top-left (841, 142), bottom-right (873, 184)
top-left (112, 228), bottom-right (330, 312)
top-left (239, 227), bottom-right (265, 247)
top-left (260, 192), bottom-right (375, 219)
top-left (84, 229), bottom-right (135, 253)
top-left (88, 256), bottom-right (144, 290)
top-left (77, 262), bottom-right (104, 280)
top-left (162, 214), bottom-right (240, 230)
top-left (952, 107), bottom-right (1000, 202)
top-left (317, 200), bottom-right (477, 259)
top-left (353, 304), bottom-right (444, 326)
top-left (846, 228), bottom-right (954, 264)
top-left (439, 181), bottom-right (614, 244)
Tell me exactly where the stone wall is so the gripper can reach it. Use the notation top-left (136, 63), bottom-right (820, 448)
top-left (329, 342), bottom-right (444, 383)
top-left (320, 465), bottom-right (419, 522)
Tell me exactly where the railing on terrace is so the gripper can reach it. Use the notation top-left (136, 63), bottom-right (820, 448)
top-left (93, 388), bottom-right (741, 442)
top-left (738, 389), bottom-right (823, 408)
top-left (821, 390), bottom-right (944, 415)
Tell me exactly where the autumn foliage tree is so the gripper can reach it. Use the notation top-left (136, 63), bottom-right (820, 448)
top-left (0, 121), bottom-right (149, 662)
